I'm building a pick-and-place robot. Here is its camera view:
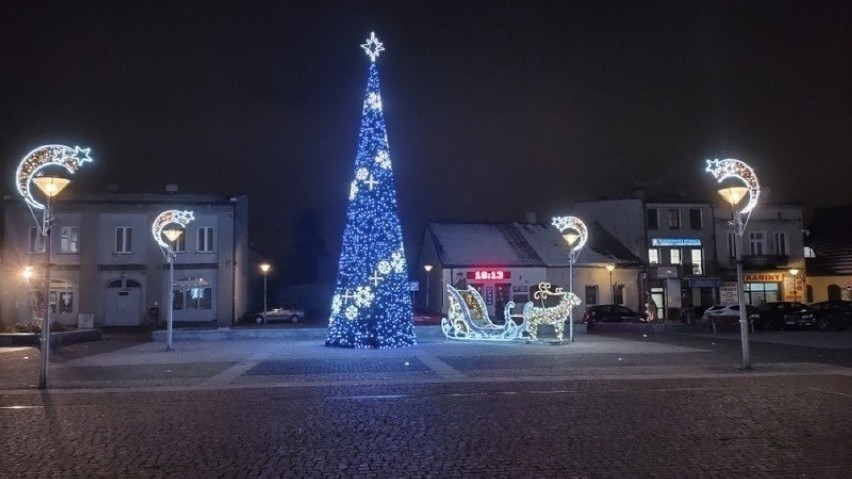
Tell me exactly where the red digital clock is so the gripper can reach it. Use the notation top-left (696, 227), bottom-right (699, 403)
top-left (467, 270), bottom-right (511, 280)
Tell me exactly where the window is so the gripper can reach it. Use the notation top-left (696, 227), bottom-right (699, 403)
top-left (197, 227), bottom-right (214, 252)
top-left (689, 209), bottom-right (702, 229)
top-left (646, 209), bottom-right (658, 229)
top-left (690, 249), bottom-right (703, 275)
top-left (58, 292), bottom-right (74, 313)
top-left (614, 285), bottom-right (624, 305)
top-left (749, 231), bottom-right (765, 255)
top-left (804, 246), bottom-right (815, 258)
top-left (29, 227), bottom-right (45, 253)
top-left (670, 248), bottom-right (682, 265)
top-left (172, 290), bottom-right (185, 310)
top-left (115, 227), bottom-right (132, 253)
top-left (173, 233), bottom-right (186, 253)
top-left (585, 285), bottom-right (598, 305)
top-left (667, 209), bottom-right (680, 229)
top-left (60, 226), bottom-right (78, 253)
top-left (727, 232), bottom-right (737, 258)
top-left (173, 287), bottom-right (213, 310)
top-left (773, 232), bottom-right (788, 256)
top-left (648, 248), bottom-right (660, 265)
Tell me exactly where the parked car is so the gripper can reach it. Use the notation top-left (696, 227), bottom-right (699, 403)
top-left (747, 302), bottom-right (811, 330)
top-left (780, 306), bottom-right (820, 330)
top-left (808, 301), bottom-right (852, 330)
top-left (255, 303), bottom-right (305, 324)
top-left (582, 304), bottom-right (646, 324)
top-left (702, 304), bottom-right (758, 326)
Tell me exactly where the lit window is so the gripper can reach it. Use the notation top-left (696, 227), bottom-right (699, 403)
top-left (670, 249), bottom-right (681, 265)
top-left (60, 226), bottom-right (78, 253)
top-left (690, 249), bottom-right (703, 275)
top-left (648, 248), bottom-right (660, 265)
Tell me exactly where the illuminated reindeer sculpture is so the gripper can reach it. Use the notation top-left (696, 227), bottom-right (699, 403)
top-left (522, 282), bottom-right (582, 342)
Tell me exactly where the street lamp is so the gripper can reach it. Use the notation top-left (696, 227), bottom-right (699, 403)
top-left (423, 264), bottom-right (433, 309)
top-left (259, 262), bottom-right (271, 314)
top-left (606, 264), bottom-right (615, 304)
top-left (152, 210), bottom-right (195, 351)
top-left (706, 158), bottom-right (760, 370)
top-left (552, 215), bottom-right (588, 343)
top-left (789, 268), bottom-right (799, 302)
top-left (15, 144), bottom-right (92, 389)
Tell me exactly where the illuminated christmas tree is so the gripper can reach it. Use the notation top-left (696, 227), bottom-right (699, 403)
top-left (325, 32), bottom-right (416, 348)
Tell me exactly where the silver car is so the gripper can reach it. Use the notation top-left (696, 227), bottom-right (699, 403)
top-left (255, 303), bottom-right (305, 324)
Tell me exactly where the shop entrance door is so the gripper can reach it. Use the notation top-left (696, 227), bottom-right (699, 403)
top-left (651, 288), bottom-right (666, 320)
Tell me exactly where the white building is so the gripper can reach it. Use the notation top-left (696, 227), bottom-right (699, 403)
top-left (416, 222), bottom-right (644, 320)
top-left (1, 192), bottom-right (249, 329)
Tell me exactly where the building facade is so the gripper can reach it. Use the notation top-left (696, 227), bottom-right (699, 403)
top-left (416, 223), bottom-right (644, 320)
top-left (1, 193), bottom-right (249, 329)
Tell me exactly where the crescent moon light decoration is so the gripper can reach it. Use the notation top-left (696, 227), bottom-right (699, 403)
top-left (705, 158), bottom-right (760, 214)
top-left (551, 215), bottom-right (589, 252)
top-left (152, 210), bottom-right (195, 249)
top-left (15, 145), bottom-right (93, 210)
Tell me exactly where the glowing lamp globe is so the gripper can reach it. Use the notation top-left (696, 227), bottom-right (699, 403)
top-left (562, 231), bottom-right (580, 249)
top-left (31, 176), bottom-right (71, 198)
top-left (162, 228), bottom-right (184, 243)
top-left (260, 263), bottom-right (271, 274)
top-left (717, 186), bottom-right (750, 207)
top-left (606, 264), bottom-right (615, 272)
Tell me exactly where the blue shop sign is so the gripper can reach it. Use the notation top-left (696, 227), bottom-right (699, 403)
top-left (688, 277), bottom-right (722, 288)
top-left (651, 238), bottom-right (702, 247)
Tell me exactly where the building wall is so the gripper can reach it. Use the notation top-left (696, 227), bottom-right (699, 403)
top-left (1, 194), bottom-right (248, 329)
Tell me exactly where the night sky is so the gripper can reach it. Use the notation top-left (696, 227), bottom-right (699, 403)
top-left (2, 0), bottom-right (850, 265)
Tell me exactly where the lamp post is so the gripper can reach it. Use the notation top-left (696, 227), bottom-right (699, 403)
top-left (260, 262), bottom-right (271, 314)
top-left (15, 145), bottom-right (92, 389)
top-left (606, 264), bottom-right (615, 304)
top-left (789, 268), bottom-right (799, 302)
top-left (152, 210), bottom-right (195, 351)
top-left (552, 216), bottom-right (588, 343)
top-left (423, 264), bottom-right (433, 309)
top-left (706, 158), bottom-right (760, 370)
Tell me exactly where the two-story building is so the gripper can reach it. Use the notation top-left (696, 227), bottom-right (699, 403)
top-left (1, 191), bottom-right (249, 329)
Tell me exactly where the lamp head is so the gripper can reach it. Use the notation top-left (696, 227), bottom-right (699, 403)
top-left (788, 268), bottom-right (799, 276)
top-left (717, 186), bottom-right (749, 208)
top-left (22, 266), bottom-right (33, 280)
top-left (562, 231), bottom-right (580, 248)
top-left (31, 175), bottom-right (71, 198)
top-left (162, 227), bottom-right (184, 243)
top-left (606, 264), bottom-right (615, 272)
top-left (260, 263), bottom-right (271, 274)
top-left (423, 264), bottom-right (433, 273)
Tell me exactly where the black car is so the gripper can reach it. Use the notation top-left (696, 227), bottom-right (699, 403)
top-left (748, 302), bottom-right (812, 330)
top-left (809, 300), bottom-right (852, 330)
top-left (582, 304), bottom-right (645, 325)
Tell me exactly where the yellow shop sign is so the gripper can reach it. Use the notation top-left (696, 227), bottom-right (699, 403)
top-left (744, 273), bottom-right (783, 282)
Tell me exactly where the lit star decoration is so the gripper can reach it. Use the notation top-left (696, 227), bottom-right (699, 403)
top-left (551, 216), bottom-right (589, 252)
top-left (705, 158), bottom-right (761, 214)
top-left (360, 31), bottom-right (385, 62)
top-left (151, 210), bottom-right (195, 249)
top-left (15, 145), bottom-right (93, 210)
top-left (326, 34), bottom-right (416, 349)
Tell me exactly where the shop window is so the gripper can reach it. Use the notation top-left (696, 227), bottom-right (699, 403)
top-left (648, 248), bottom-right (660, 265)
top-left (646, 209), bottom-right (658, 229)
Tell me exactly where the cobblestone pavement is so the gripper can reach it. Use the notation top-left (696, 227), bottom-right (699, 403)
top-left (0, 330), bottom-right (850, 477)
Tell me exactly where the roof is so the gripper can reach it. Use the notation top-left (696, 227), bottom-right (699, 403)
top-left (806, 205), bottom-right (852, 276)
top-left (426, 222), bottom-right (643, 268)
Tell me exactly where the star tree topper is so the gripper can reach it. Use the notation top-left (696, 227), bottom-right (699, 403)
top-left (361, 31), bottom-right (385, 62)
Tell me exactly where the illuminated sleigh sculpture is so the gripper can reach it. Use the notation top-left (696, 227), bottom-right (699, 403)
top-left (522, 282), bottom-right (582, 342)
top-left (441, 285), bottom-right (523, 341)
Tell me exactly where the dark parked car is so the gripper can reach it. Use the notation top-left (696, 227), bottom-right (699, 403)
top-left (582, 304), bottom-right (645, 325)
top-left (747, 302), bottom-right (811, 330)
top-left (809, 301), bottom-right (852, 330)
top-left (255, 303), bottom-right (306, 324)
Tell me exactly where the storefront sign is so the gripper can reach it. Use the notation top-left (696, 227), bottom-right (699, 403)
top-left (688, 277), bottom-right (722, 288)
top-left (467, 270), bottom-right (511, 280)
top-left (651, 238), bottom-right (702, 247)
top-left (744, 273), bottom-right (783, 282)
